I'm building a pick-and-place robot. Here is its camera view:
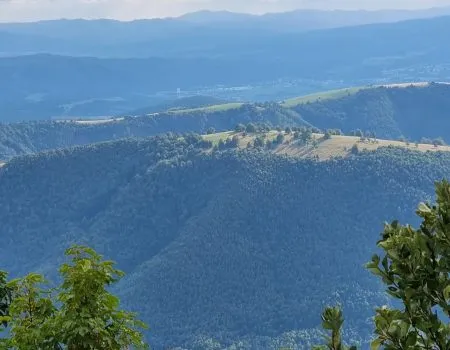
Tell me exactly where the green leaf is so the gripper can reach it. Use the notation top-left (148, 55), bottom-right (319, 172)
top-left (418, 202), bottom-right (432, 214)
top-left (444, 285), bottom-right (450, 301)
top-left (370, 338), bottom-right (382, 350)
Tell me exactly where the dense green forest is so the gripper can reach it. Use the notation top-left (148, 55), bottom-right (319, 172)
top-left (2, 83), bottom-right (450, 162)
top-left (1, 133), bottom-right (449, 348)
top-left (291, 83), bottom-right (450, 140)
top-left (0, 103), bottom-right (308, 161)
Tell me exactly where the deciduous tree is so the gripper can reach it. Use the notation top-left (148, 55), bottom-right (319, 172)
top-left (1, 246), bottom-right (149, 350)
top-left (316, 180), bottom-right (450, 350)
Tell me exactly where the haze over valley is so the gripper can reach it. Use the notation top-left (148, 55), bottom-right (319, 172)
top-left (0, 4), bottom-right (449, 350)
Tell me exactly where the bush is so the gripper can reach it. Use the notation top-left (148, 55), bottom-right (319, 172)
top-left (433, 137), bottom-right (445, 146)
top-left (254, 136), bottom-right (265, 148)
top-left (246, 123), bottom-right (257, 133)
top-left (316, 180), bottom-right (450, 350)
top-left (275, 133), bottom-right (285, 145)
top-left (235, 124), bottom-right (245, 133)
top-left (420, 137), bottom-right (433, 144)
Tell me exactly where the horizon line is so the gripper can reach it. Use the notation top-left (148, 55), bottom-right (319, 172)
top-left (1, 5), bottom-right (450, 24)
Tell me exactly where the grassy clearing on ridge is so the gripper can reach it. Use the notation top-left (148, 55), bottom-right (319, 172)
top-left (168, 103), bottom-right (244, 114)
top-left (202, 130), bottom-right (450, 161)
top-left (281, 87), bottom-right (367, 107)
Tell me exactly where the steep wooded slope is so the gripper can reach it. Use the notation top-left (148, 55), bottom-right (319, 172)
top-left (0, 104), bottom-right (307, 161)
top-left (291, 83), bottom-right (450, 140)
top-left (1, 136), bottom-right (449, 348)
top-left (3, 83), bottom-right (450, 162)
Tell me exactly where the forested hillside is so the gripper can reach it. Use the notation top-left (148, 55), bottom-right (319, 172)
top-left (0, 103), bottom-right (308, 161)
top-left (2, 83), bottom-right (450, 162)
top-left (1, 134), bottom-right (449, 348)
top-left (291, 83), bottom-right (450, 140)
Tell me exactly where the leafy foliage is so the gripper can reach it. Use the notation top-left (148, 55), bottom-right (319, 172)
top-left (313, 307), bottom-right (357, 350)
top-left (367, 180), bottom-right (450, 350)
top-left (4, 273), bottom-right (58, 349)
top-left (0, 272), bottom-right (11, 329)
top-left (1, 246), bottom-right (148, 350)
top-left (317, 180), bottom-right (450, 350)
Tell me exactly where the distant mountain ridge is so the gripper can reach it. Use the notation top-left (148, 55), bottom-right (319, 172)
top-left (179, 6), bottom-right (450, 29)
top-left (4, 6), bottom-right (450, 34)
top-left (1, 7), bottom-right (450, 58)
top-left (3, 15), bottom-right (450, 121)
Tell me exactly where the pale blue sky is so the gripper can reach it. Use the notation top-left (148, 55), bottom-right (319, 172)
top-left (1, 0), bottom-right (450, 22)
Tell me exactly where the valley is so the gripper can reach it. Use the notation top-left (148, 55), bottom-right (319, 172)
top-left (1, 9), bottom-right (450, 348)
top-left (1, 133), bottom-right (450, 348)
top-left (3, 14), bottom-right (450, 122)
top-left (1, 80), bottom-right (450, 348)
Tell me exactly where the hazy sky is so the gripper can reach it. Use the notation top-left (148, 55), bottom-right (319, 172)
top-left (1, 0), bottom-right (450, 22)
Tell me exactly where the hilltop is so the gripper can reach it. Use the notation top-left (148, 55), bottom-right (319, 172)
top-left (1, 134), bottom-right (450, 348)
top-left (123, 95), bottom-right (232, 117)
top-left (282, 82), bottom-right (449, 107)
top-left (0, 103), bottom-right (309, 161)
top-left (204, 129), bottom-right (450, 161)
top-left (3, 82), bottom-right (450, 163)
top-left (286, 82), bottom-right (450, 140)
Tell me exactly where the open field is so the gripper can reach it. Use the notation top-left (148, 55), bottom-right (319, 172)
top-left (277, 135), bottom-right (450, 160)
top-left (281, 86), bottom-right (367, 107)
top-left (167, 102), bottom-right (244, 114)
top-left (203, 131), bottom-right (450, 161)
top-left (72, 118), bottom-right (124, 125)
top-left (203, 131), bottom-right (236, 145)
top-left (381, 82), bottom-right (450, 88)
top-left (281, 81), bottom-right (450, 108)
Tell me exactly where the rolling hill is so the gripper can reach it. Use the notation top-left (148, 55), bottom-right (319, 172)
top-left (1, 133), bottom-right (450, 348)
top-left (2, 82), bottom-right (450, 163)
top-left (0, 103), bottom-right (310, 161)
top-left (288, 82), bottom-right (450, 140)
top-left (204, 129), bottom-right (450, 160)
top-left (3, 15), bottom-right (450, 121)
top-left (282, 82), bottom-right (443, 106)
top-left (123, 95), bottom-right (231, 116)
